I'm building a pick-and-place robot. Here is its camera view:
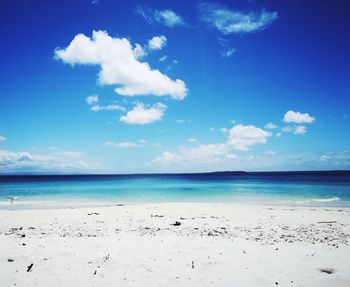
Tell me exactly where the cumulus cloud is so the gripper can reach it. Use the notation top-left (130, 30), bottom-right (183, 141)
top-left (148, 35), bottom-right (167, 50)
top-left (152, 151), bottom-right (180, 164)
top-left (0, 150), bottom-right (101, 173)
top-left (133, 43), bottom-right (147, 59)
top-left (152, 143), bottom-right (230, 165)
top-left (137, 6), bottom-right (185, 27)
top-left (199, 3), bottom-right (278, 34)
top-left (220, 127), bottom-right (228, 133)
top-left (281, 111), bottom-right (314, 135)
top-left (85, 94), bottom-right (125, 112)
top-left (283, 110), bottom-right (315, 124)
top-left (152, 148), bottom-right (350, 170)
top-left (187, 138), bottom-right (198, 144)
top-left (152, 123), bottom-right (272, 165)
top-left (55, 30), bottom-right (187, 100)
top-left (281, 126), bottom-right (293, 133)
top-left (264, 122), bottom-right (278, 129)
top-left (103, 140), bottom-right (146, 148)
top-left (281, 125), bottom-right (308, 135)
top-left (86, 95), bottom-right (99, 105)
top-left (294, 125), bottom-right (307, 135)
top-left (0, 136), bottom-right (6, 142)
top-left (227, 124), bottom-right (271, 151)
top-left (120, 102), bottom-right (167, 125)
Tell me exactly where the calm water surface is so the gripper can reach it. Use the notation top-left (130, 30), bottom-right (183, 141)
top-left (0, 172), bottom-right (349, 209)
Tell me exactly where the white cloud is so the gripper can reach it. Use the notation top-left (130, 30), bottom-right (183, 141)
top-left (221, 48), bottom-right (235, 58)
top-left (86, 95), bottom-right (99, 105)
top-left (220, 127), bottom-right (228, 133)
top-left (120, 102), bottom-right (167, 125)
top-left (55, 30), bottom-right (187, 100)
top-left (152, 123), bottom-right (271, 166)
top-left (294, 125), bottom-right (307, 135)
top-left (0, 136), bottom-right (6, 142)
top-left (152, 151), bottom-right (180, 164)
top-left (226, 153), bottom-right (237, 160)
top-left (150, 118), bottom-right (319, 168)
top-left (283, 110), bottom-right (315, 124)
top-left (137, 7), bottom-right (185, 28)
top-left (51, 150), bottom-right (84, 158)
top-left (183, 144), bottom-right (229, 162)
top-left (85, 94), bottom-right (125, 112)
top-left (175, 118), bottom-right (191, 124)
top-left (317, 150), bottom-right (350, 166)
top-left (187, 138), bottom-right (198, 144)
top-left (148, 35), bottom-right (167, 51)
top-left (103, 141), bottom-right (145, 148)
top-left (159, 55), bottom-right (168, 62)
top-left (264, 122), bottom-right (278, 129)
top-left (152, 143), bottom-right (230, 165)
top-left (151, 149), bottom-right (350, 171)
top-left (263, 150), bottom-right (276, 155)
top-left (282, 125), bottom-right (308, 135)
top-left (281, 126), bottom-right (293, 133)
top-left (0, 150), bottom-right (100, 173)
top-left (133, 43), bottom-right (147, 59)
top-left (166, 59), bottom-right (178, 71)
top-left (90, 104), bottom-right (125, 112)
top-left (227, 124), bottom-right (271, 151)
top-left (199, 3), bottom-right (278, 34)
top-left (154, 9), bottom-right (185, 27)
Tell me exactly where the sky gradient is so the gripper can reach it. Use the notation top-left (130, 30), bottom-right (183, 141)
top-left (1, 0), bottom-right (349, 174)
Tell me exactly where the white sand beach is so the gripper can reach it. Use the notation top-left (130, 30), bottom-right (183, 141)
top-left (1, 203), bottom-right (350, 287)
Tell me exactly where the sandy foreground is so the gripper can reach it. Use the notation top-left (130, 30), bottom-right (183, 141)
top-left (0, 203), bottom-right (350, 287)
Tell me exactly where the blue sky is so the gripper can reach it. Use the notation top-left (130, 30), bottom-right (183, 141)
top-left (0, 0), bottom-right (349, 174)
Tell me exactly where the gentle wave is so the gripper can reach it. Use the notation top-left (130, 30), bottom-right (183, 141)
top-left (280, 197), bottom-right (341, 205)
top-left (0, 200), bottom-right (57, 206)
top-left (309, 197), bottom-right (340, 202)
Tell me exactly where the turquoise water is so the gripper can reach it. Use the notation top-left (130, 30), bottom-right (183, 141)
top-left (0, 172), bottom-right (349, 209)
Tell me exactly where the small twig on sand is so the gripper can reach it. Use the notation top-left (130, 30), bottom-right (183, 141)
top-left (27, 263), bottom-right (33, 272)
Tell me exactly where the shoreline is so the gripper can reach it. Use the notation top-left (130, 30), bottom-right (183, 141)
top-left (1, 202), bottom-right (350, 286)
top-left (1, 197), bottom-right (349, 211)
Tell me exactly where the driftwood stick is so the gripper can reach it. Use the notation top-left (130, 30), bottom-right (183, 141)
top-left (27, 263), bottom-right (33, 272)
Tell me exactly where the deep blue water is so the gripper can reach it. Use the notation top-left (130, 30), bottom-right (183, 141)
top-left (0, 171), bottom-right (350, 208)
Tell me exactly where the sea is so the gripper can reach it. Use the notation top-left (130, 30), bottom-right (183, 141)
top-left (0, 171), bottom-right (349, 209)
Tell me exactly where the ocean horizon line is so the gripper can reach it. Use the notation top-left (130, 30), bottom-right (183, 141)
top-left (1, 169), bottom-right (350, 178)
